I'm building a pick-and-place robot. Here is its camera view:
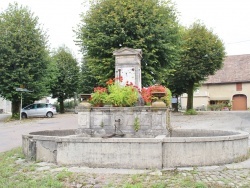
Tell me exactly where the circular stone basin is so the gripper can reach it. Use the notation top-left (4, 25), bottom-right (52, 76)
top-left (22, 129), bottom-right (249, 169)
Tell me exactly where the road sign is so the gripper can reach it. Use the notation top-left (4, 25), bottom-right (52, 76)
top-left (15, 88), bottom-right (32, 92)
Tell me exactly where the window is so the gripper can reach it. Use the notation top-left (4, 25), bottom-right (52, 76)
top-left (37, 103), bottom-right (46, 108)
top-left (236, 83), bottom-right (242, 91)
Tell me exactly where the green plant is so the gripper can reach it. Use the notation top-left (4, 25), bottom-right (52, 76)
top-left (184, 109), bottom-right (198, 115)
top-left (195, 182), bottom-right (208, 188)
top-left (105, 78), bottom-right (138, 107)
top-left (100, 121), bottom-right (104, 128)
top-left (90, 87), bottom-right (108, 107)
top-left (122, 182), bottom-right (143, 188)
top-left (56, 169), bottom-right (73, 181)
top-left (134, 117), bottom-right (140, 132)
top-left (64, 100), bottom-right (77, 109)
top-left (0, 148), bottom-right (64, 188)
top-left (90, 77), bottom-right (139, 107)
top-left (54, 100), bottom-right (78, 112)
top-left (11, 113), bottom-right (20, 120)
top-left (207, 104), bottom-right (224, 111)
top-left (151, 182), bottom-right (167, 188)
top-left (108, 84), bottom-right (138, 107)
top-left (165, 88), bottom-right (172, 106)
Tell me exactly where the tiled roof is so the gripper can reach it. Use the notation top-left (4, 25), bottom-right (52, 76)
top-left (205, 54), bottom-right (250, 84)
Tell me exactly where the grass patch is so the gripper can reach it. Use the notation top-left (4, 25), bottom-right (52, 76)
top-left (0, 148), bottom-right (64, 188)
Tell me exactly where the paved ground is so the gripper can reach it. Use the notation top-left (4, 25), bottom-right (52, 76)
top-left (0, 113), bottom-right (11, 122)
top-left (2, 111), bottom-right (250, 187)
top-left (0, 113), bottom-right (78, 152)
top-left (171, 111), bottom-right (250, 132)
top-left (26, 161), bottom-right (250, 187)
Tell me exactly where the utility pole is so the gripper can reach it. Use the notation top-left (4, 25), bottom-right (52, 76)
top-left (15, 88), bottom-right (33, 120)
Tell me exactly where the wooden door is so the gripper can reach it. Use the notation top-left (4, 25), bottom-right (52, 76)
top-left (232, 94), bottom-right (247, 110)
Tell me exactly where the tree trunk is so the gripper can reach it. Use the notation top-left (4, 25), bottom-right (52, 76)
top-left (186, 83), bottom-right (194, 110)
top-left (58, 97), bottom-right (65, 114)
top-left (11, 100), bottom-right (20, 117)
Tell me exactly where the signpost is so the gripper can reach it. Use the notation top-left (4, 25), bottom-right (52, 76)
top-left (15, 88), bottom-right (33, 120)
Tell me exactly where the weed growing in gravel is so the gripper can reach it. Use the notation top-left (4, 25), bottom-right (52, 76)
top-left (56, 169), bottom-right (73, 181)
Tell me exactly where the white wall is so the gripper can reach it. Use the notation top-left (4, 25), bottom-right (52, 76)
top-left (180, 89), bottom-right (210, 110)
top-left (0, 97), bottom-right (11, 113)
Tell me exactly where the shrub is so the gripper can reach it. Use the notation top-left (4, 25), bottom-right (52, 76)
top-left (184, 109), bottom-right (198, 115)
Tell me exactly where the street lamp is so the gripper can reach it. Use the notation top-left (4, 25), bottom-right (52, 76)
top-left (15, 88), bottom-right (33, 120)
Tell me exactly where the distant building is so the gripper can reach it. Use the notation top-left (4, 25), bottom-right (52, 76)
top-left (0, 97), bottom-right (11, 113)
top-left (181, 54), bottom-right (250, 111)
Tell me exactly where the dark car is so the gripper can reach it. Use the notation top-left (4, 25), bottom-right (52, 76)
top-left (21, 103), bottom-right (57, 118)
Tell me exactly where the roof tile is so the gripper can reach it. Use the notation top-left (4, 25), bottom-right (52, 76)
top-left (205, 54), bottom-right (250, 83)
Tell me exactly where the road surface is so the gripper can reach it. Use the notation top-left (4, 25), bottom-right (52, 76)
top-left (0, 113), bottom-right (77, 153)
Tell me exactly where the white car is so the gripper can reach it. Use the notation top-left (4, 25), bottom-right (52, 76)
top-left (21, 103), bottom-right (57, 118)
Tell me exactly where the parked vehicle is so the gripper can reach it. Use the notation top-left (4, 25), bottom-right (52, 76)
top-left (21, 103), bottom-right (57, 118)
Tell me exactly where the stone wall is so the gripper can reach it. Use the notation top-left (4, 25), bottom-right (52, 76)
top-left (56, 136), bottom-right (163, 169)
top-left (77, 106), bottom-right (169, 137)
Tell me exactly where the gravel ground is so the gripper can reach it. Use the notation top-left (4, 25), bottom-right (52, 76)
top-left (14, 159), bottom-right (250, 188)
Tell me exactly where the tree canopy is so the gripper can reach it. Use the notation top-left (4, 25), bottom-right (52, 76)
top-left (50, 46), bottom-right (80, 113)
top-left (168, 22), bottom-right (226, 110)
top-left (0, 3), bottom-right (50, 115)
top-left (76, 0), bottom-right (181, 91)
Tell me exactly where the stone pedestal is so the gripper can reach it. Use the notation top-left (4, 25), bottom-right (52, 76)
top-left (113, 47), bottom-right (142, 89)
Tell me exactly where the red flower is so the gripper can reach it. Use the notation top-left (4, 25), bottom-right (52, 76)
top-left (94, 87), bottom-right (107, 93)
top-left (106, 79), bottom-right (113, 85)
top-left (141, 85), bottom-right (167, 104)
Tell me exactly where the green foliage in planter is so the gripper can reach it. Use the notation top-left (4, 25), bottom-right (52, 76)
top-left (90, 87), bottom-right (108, 106)
top-left (164, 88), bottom-right (172, 107)
top-left (106, 84), bottom-right (138, 107)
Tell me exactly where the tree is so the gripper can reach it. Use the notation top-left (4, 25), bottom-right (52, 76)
top-left (79, 61), bottom-right (97, 93)
top-left (168, 22), bottom-right (226, 110)
top-left (75, 0), bottom-right (181, 88)
top-left (50, 46), bottom-right (80, 113)
top-left (0, 3), bottom-right (50, 116)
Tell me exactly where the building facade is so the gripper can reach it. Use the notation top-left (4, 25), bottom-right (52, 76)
top-left (181, 54), bottom-right (250, 111)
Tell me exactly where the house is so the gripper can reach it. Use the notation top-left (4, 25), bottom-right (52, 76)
top-left (180, 54), bottom-right (250, 111)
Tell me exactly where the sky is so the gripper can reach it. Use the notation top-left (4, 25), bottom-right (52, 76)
top-left (1, 0), bottom-right (250, 62)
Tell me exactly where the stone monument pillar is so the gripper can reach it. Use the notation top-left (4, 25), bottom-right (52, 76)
top-left (113, 47), bottom-right (142, 89)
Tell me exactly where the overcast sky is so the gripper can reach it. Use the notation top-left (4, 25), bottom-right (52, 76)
top-left (1, 0), bottom-right (250, 61)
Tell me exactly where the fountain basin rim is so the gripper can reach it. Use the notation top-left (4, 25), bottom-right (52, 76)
top-left (23, 129), bottom-right (249, 143)
top-left (22, 128), bottom-right (249, 169)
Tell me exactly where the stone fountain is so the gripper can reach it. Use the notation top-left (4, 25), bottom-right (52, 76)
top-left (22, 47), bottom-right (249, 169)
